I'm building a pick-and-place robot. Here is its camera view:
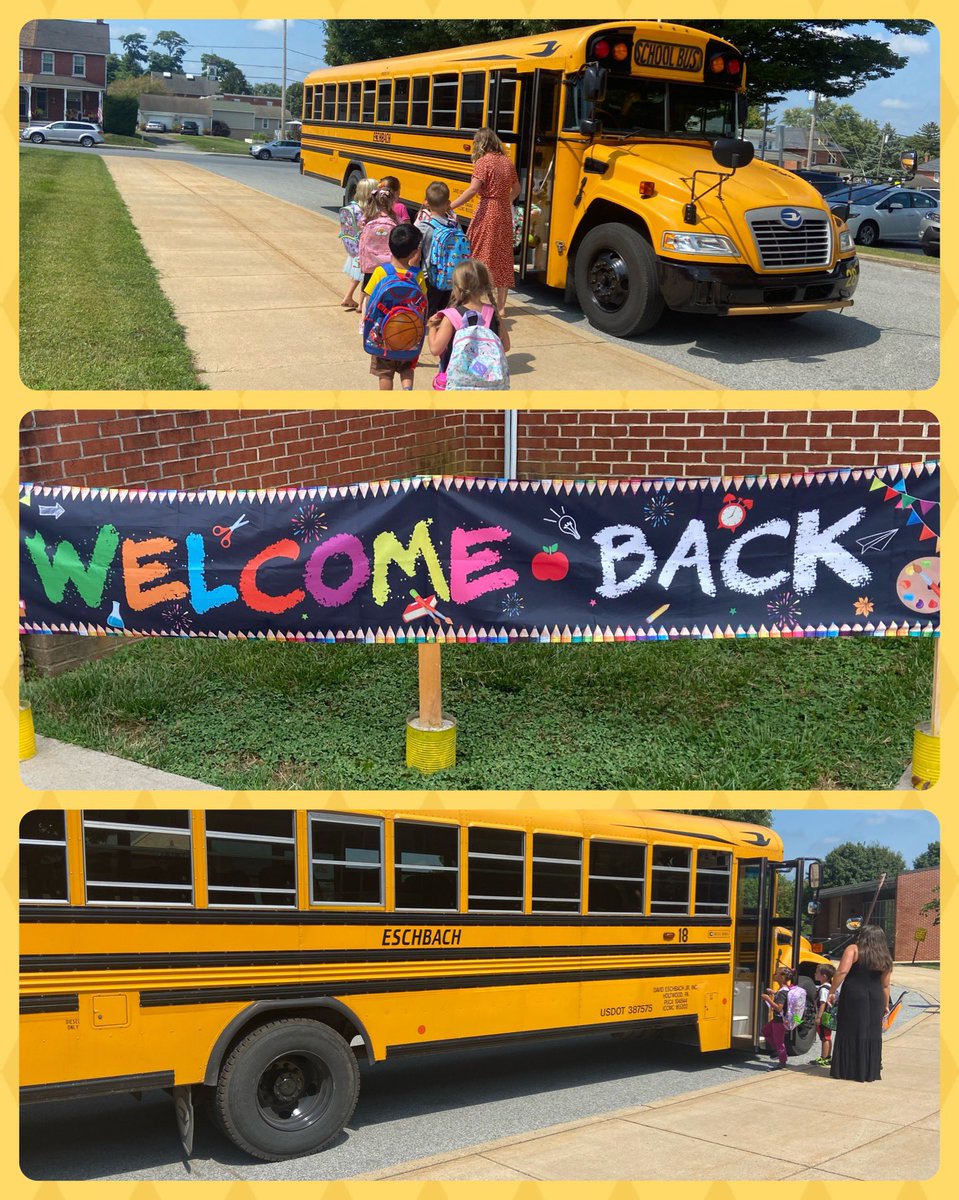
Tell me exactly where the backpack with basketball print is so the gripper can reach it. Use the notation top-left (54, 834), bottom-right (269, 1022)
top-left (443, 305), bottom-right (510, 391)
top-left (426, 218), bottom-right (471, 290)
top-left (362, 265), bottom-right (427, 362)
top-left (339, 201), bottom-right (363, 258)
top-left (358, 215), bottom-right (395, 274)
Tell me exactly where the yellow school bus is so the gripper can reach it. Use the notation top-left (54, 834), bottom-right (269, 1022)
top-left (301, 22), bottom-right (859, 337)
top-left (20, 809), bottom-right (827, 1161)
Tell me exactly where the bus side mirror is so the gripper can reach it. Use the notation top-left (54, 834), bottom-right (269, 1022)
top-left (831, 202), bottom-right (850, 221)
top-left (583, 63), bottom-right (608, 103)
top-left (712, 137), bottom-right (754, 171)
top-left (846, 917), bottom-right (862, 931)
top-left (900, 148), bottom-right (917, 179)
top-left (807, 900), bottom-right (820, 916)
top-left (808, 861), bottom-right (821, 890)
top-left (580, 118), bottom-right (601, 137)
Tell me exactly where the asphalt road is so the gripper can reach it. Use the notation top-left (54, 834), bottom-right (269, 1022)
top-left (20, 989), bottom-right (935, 1181)
top-left (21, 142), bottom-right (940, 390)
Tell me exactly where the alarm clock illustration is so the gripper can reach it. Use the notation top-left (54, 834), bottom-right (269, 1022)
top-left (717, 493), bottom-right (754, 532)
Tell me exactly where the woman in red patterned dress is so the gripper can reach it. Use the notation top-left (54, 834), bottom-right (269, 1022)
top-left (450, 128), bottom-right (520, 318)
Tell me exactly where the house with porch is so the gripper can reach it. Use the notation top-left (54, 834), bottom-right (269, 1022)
top-left (19, 18), bottom-right (109, 125)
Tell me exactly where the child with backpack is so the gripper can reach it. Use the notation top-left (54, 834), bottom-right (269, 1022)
top-left (361, 223), bottom-right (427, 391)
top-left (761, 966), bottom-right (796, 1070)
top-left (815, 963), bottom-right (836, 1067)
top-left (426, 259), bottom-right (510, 391)
top-left (415, 182), bottom-right (471, 315)
top-left (378, 176), bottom-right (411, 224)
top-left (357, 188), bottom-right (399, 292)
top-left (339, 178), bottom-right (376, 312)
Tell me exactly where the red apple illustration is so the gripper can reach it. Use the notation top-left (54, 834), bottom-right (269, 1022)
top-left (531, 544), bottom-right (569, 582)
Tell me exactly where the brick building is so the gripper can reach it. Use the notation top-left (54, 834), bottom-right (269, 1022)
top-left (812, 867), bottom-right (940, 962)
top-left (19, 18), bottom-right (109, 125)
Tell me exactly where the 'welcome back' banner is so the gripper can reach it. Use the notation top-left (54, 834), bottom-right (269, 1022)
top-left (19, 464), bottom-right (940, 644)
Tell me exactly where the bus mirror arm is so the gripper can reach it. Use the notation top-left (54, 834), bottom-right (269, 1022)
top-left (683, 169), bottom-right (734, 225)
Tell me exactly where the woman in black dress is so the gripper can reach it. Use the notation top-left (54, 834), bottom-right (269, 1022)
top-left (829, 924), bottom-right (893, 1082)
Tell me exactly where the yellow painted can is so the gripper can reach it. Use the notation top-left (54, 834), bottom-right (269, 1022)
top-left (911, 722), bottom-right (940, 789)
top-left (406, 716), bottom-right (456, 774)
top-left (19, 703), bottom-right (37, 761)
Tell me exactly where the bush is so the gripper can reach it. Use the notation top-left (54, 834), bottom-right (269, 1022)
top-left (103, 94), bottom-right (138, 137)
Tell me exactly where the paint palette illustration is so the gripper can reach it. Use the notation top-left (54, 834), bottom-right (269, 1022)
top-left (897, 556), bottom-right (940, 613)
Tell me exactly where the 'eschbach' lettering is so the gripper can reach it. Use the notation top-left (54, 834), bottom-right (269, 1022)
top-left (381, 927), bottom-right (463, 947)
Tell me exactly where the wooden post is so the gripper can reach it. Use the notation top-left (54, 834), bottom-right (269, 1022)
top-left (418, 642), bottom-right (443, 730)
top-left (931, 637), bottom-right (941, 737)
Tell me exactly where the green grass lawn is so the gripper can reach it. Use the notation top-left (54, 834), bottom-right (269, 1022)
top-left (23, 637), bottom-right (934, 791)
top-left (175, 133), bottom-right (254, 154)
top-left (19, 148), bottom-right (203, 389)
top-left (858, 245), bottom-right (938, 267)
top-left (103, 133), bottom-right (155, 149)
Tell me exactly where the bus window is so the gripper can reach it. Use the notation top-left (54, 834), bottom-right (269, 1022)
top-left (467, 827), bottom-right (524, 912)
top-left (395, 821), bottom-right (459, 911)
top-left (588, 839), bottom-right (645, 914)
top-left (206, 812), bottom-right (297, 908)
top-left (323, 83), bottom-right (336, 122)
top-left (377, 79), bottom-right (392, 123)
top-left (349, 81), bottom-right (361, 122)
top-left (362, 80), bottom-right (375, 123)
top-left (394, 78), bottom-right (410, 125)
top-left (650, 845), bottom-right (691, 914)
top-left (411, 77), bottom-right (429, 126)
top-left (19, 811), bottom-right (69, 903)
top-left (310, 813), bottom-right (383, 906)
top-left (670, 84), bottom-right (736, 137)
top-left (336, 82), bottom-right (348, 122)
top-left (488, 72), bottom-right (518, 135)
top-left (312, 87), bottom-right (322, 120)
top-left (304, 85), bottom-right (314, 120)
top-left (82, 811), bottom-right (192, 906)
top-left (461, 71), bottom-right (486, 129)
top-left (532, 833), bottom-right (582, 912)
top-left (431, 73), bottom-right (459, 129)
top-left (695, 849), bottom-right (732, 915)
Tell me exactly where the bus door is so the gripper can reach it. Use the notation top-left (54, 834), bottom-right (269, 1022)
top-left (731, 858), bottom-right (766, 1049)
top-left (515, 69), bottom-right (562, 281)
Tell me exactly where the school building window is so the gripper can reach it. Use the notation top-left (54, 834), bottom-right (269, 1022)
top-left (532, 833), bottom-right (582, 913)
top-left (206, 812), bottom-right (297, 909)
top-left (410, 77), bottom-right (429, 126)
top-left (362, 80), bottom-right (375, 122)
top-left (395, 821), bottom-right (459, 911)
top-left (82, 812), bottom-right (193, 906)
top-left (431, 74), bottom-right (459, 128)
top-left (588, 840), bottom-right (646, 914)
top-left (394, 78), bottom-right (410, 125)
top-left (468, 827), bottom-right (525, 912)
top-left (460, 72), bottom-right (486, 129)
top-left (310, 813), bottom-right (383, 906)
top-left (695, 849), bottom-right (732, 915)
top-left (336, 82), bottom-right (348, 122)
top-left (650, 845), bottom-right (691, 914)
top-left (19, 812), bottom-right (69, 904)
top-left (349, 81), bottom-right (361, 122)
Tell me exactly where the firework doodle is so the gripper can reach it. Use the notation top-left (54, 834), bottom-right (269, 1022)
top-left (642, 495), bottom-right (675, 528)
top-left (501, 591), bottom-right (525, 618)
top-left (291, 503), bottom-right (328, 542)
top-left (766, 589), bottom-right (802, 631)
top-left (162, 601), bottom-right (194, 635)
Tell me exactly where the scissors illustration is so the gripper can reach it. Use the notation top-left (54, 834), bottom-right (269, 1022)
top-left (211, 514), bottom-right (250, 548)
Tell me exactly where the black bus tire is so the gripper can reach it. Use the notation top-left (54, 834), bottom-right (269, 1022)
top-left (787, 977), bottom-right (819, 1057)
top-left (344, 169), bottom-right (365, 205)
top-left (574, 222), bottom-right (665, 337)
top-left (214, 1019), bottom-right (359, 1161)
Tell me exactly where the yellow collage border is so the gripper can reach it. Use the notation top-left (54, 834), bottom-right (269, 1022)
top-left (5, 0), bottom-right (954, 1192)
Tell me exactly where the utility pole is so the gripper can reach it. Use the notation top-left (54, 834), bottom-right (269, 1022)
top-left (281, 19), bottom-right (287, 137)
top-left (761, 102), bottom-right (769, 161)
top-left (806, 92), bottom-right (818, 169)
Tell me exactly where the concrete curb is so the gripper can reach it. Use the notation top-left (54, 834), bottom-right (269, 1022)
top-left (855, 251), bottom-right (938, 272)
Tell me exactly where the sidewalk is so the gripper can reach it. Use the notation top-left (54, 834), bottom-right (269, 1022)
top-left (362, 988), bottom-right (939, 1181)
top-left (102, 157), bottom-right (714, 392)
top-left (20, 735), bottom-right (221, 791)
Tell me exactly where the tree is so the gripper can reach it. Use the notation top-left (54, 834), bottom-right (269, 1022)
top-left (118, 32), bottom-right (149, 76)
top-left (911, 121), bottom-right (940, 159)
top-left (286, 81), bottom-right (304, 123)
top-left (921, 886), bottom-right (939, 926)
top-left (324, 20), bottom-right (591, 66)
top-left (254, 83), bottom-right (282, 97)
top-left (782, 98), bottom-right (894, 178)
top-left (669, 20), bottom-right (934, 107)
top-left (103, 94), bottom-right (139, 137)
top-left (148, 30), bottom-right (188, 75)
top-left (201, 53), bottom-right (250, 95)
top-left (108, 74), bottom-right (171, 100)
top-left (822, 842), bottom-right (905, 888)
top-left (913, 841), bottom-right (940, 870)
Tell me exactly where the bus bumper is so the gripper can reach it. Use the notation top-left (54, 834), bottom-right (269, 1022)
top-left (657, 256), bottom-right (859, 316)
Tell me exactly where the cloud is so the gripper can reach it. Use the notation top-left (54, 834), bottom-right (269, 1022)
top-left (887, 34), bottom-right (932, 56)
top-left (251, 20), bottom-right (295, 33)
top-left (880, 98), bottom-right (915, 111)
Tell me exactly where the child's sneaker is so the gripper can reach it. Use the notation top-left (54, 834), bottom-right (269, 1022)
top-left (816, 1056), bottom-right (832, 1067)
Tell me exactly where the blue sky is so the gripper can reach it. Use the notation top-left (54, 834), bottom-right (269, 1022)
top-left (104, 19), bottom-right (939, 132)
top-left (771, 809), bottom-right (939, 867)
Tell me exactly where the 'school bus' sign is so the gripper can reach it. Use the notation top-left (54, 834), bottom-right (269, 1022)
top-left (19, 463), bottom-right (939, 644)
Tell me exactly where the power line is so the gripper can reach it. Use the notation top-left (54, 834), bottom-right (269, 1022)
top-left (110, 37), bottom-right (324, 62)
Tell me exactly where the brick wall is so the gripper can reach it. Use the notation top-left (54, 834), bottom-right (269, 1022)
top-left (893, 867), bottom-right (940, 962)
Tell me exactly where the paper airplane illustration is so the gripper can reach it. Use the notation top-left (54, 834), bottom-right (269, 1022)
top-left (856, 528), bottom-right (898, 554)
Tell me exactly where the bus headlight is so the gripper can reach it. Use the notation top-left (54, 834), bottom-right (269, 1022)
top-left (662, 231), bottom-right (740, 256)
top-left (839, 228), bottom-right (854, 253)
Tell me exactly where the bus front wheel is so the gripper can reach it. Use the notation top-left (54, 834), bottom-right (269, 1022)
top-left (574, 223), bottom-right (665, 338)
top-left (214, 1018), bottom-right (360, 1161)
top-left (344, 169), bottom-right (365, 205)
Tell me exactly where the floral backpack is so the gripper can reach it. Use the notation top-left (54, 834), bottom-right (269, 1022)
top-left (785, 983), bottom-right (808, 1029)
top-left (426, 217), bottom-right (471, 290)
top-left (339, 201), bottom-right (363, 258)
top-left (443, 305), bottom-right (509, 391)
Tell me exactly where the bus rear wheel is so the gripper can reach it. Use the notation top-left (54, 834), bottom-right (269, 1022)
top-left (214, 1019), bottom-right (360, 1161)
top-left (574, 222), bottom-right (665, 338)
top-left (344, 169), bottom-right (365, 205)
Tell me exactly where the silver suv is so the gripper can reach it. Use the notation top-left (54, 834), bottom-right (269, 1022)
top-left (250, 138), bottom-right (301, 161)
top-left (21, 120), bottom-right (104, 148)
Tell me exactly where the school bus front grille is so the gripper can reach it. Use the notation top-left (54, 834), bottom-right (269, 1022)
top-left (747, 210), bottom-right (832, 270)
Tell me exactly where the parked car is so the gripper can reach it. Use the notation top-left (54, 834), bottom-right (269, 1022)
top-left (790, 169), bottom-right (850, 199)
top-left (143, 120), bottom-right (167, 133)
top-left (179, 120), bottom-right (200, 135)
top-left (250, 138), bottom-right (301, 161)
top-left (919, 210), bottom-right (940, 257)
top-left (20, 120), bottom-right (104, 148)
top-left (211, 120), bottom-right (231, 138)
top-left (844, 187), bottom-right (940, 247)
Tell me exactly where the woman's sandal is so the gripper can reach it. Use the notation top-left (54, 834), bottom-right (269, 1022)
top-left (341, 300), bottom-right (359, 310)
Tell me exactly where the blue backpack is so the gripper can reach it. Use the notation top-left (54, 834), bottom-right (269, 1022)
top-left (362, 265), bottom-right (427, 361)
top-left (427, 218), bottom-right (471, 290)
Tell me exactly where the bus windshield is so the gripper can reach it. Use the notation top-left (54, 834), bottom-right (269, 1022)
top-left (567, 76), bottom-right (738, 139)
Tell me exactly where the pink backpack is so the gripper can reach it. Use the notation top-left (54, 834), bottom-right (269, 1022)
top-left (358, 216), bottom-right (395, 273)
